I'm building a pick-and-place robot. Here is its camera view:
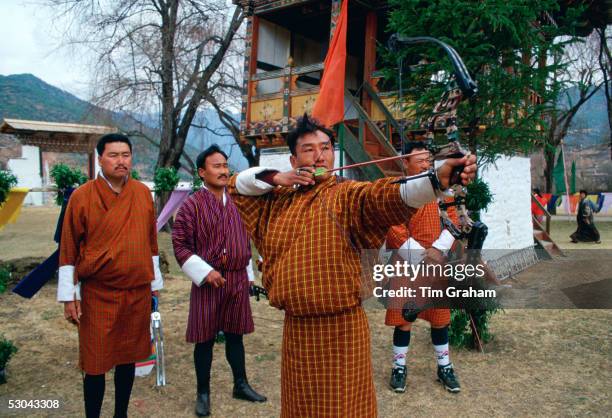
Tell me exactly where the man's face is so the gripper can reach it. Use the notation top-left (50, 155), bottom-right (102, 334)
top-left (290, 130), bottom-right (334, 181)
top-left (198, 152), bottom-right (230, 189)
top-left (580, 192), bottom-right (587, 199)
top-left (98, 141), bottom-right (132, 181)
top-left (404, 147), bottom-right (431, 176)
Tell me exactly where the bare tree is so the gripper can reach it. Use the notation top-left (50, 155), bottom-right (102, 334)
top-left (47, 0), bottom-right (253, 176)
top-left (542, 32), bottom-right (604, 193)
top-left (594, 27), bottom-right (611, 159)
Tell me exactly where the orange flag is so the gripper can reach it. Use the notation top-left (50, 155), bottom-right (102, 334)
top-left (311, 0), bottom-right (348, 128)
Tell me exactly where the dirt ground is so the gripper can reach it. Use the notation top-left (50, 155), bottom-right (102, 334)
top-left (0, 207), bottom-right (611, 417)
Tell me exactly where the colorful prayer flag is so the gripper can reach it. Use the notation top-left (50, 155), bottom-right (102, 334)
top-left (0, 187), bottom-right (29, 231)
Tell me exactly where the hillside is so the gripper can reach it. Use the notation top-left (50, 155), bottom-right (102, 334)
top-left (0, 74), bottom-right (236, 179)
top-left (0, 74), bottom-right (93, 123)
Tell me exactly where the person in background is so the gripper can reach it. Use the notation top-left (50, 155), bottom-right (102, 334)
top-left (58, 133), bottom-right (163, 418)
top-left (385, 141), bottom-right (461, 394)
top-left (570, 189), bottom-right (601, 244)
top-left (172, 145), bottom-right (266, 417)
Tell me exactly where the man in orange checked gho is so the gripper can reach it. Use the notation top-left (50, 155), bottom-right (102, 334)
top-left (58, 133), bottom-right (163, 418)
top-left (227, 114), bottom-right (477, 417)
top-left (385, 141), bottom-right (461, 394)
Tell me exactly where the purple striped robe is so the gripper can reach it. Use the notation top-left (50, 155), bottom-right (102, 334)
top-left (172, 188), bottom-right (254, 343)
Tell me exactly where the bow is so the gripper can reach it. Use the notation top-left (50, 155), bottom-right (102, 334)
top-left (388, 36), bottom-right (492, 351)
top-left (388, 35), bottom-right (487, 253)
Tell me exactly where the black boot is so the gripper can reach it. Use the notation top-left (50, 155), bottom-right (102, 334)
top-left (195, 393), bottom-right (211, 416)
top-left (232, 378), bottom-right (267, 402)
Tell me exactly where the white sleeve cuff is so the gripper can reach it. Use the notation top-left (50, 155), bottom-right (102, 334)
top-left (235, 167), bottom-right (277, 196)
top-left (181, 254), bottom-right (214, 286)
top-left (432, 229), bottom-right (455, 252)
top-left (397, 238), bottom-right (426, 264)
top-left (399, 177), bottom-right (437, 208)
top-left (57, 265), bottom-right (80, 301)
top-left (246, 260), bottom-right (255, 282)
top-left (151, 255), bottom-right (164, 291)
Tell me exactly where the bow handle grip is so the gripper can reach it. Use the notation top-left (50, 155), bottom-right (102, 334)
top-left (449, 166), bottom-right (464, 186)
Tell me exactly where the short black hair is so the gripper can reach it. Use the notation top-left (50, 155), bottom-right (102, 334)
top-left (580, 189), bottom-right (588, 195)
top-left (96, 133), bottom-right (132, 155)
top-left (402, 140), bottom-right (428, 155)
top-left (196, 144), bottom-right (228, 169)
top-left (533, 188), bottom-right (541, 196)
top-left (286, 113), bottom-right (335, 155)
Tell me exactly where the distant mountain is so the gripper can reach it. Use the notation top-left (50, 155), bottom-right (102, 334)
top-left (0, 74), bottom-right (95, 123)
top-left (0, 74), bottom-right (247, 178)
top-left (134, 108), bottom-right (247, 172)
top-left (559, 86), bottom-right (610, 148)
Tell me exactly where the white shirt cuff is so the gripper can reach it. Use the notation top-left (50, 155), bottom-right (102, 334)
top-left (57, 265), bottom-right (81, 301)
top-left (151, 255), bottom-right (164, 291)
top-left (397, 238), bottom-right (426, 264)
top-left (399, 177), bottom-right (437, 208)
top-left (235, 167), bottom-right (277, 196)
top-left (181, 254), bottom-right (214, 286)
top-left (399, 176), bottom-right (457, 209)
top-left (432, 229), bottom-right (455, 252)
top-left (246, 261), bottom-right (255, 282)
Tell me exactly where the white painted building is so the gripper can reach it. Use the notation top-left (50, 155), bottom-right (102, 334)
top-left (7, 145), bottom-right (43, 206)
top-left (479, 156), bottom-right (534, 251)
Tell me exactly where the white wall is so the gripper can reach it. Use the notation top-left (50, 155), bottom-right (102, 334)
top-left (479, 156), bottom-right (534, 250)
top-left (7, 145), bottom-right (43, 206)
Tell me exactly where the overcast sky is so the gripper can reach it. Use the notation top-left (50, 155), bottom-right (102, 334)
top-left (0, 0), bottom-right (91, 99)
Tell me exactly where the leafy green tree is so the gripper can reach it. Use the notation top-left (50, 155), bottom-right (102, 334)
top-left (50, 164), bottom-right (88, 205)
top-left (384, 1), bottom-right (586, 347)
top-left (0, 170), bottom-right (18, 206)
top-left (153, 167), bottom-right (180, 193)
top-left (385, 0), bottom-right (584, 165)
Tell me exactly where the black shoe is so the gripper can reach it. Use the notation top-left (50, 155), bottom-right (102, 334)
top-left (389, 366), bottom-right (407, 393)
top-left (195, 392), bottom-right (210, 416)
top-left (233, 378), bottom-right (267, 402)
top-left (437, 363), bottom-right (461, 393)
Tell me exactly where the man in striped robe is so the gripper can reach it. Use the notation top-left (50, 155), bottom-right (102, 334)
top-left (58, 133), bottom-right (163, 418)
top-left (227, 115), bottom-right (477, 417)
top-left (384, 141), bottom-right (461, 394)
top-left (172, 145), bottom-right (266, 417)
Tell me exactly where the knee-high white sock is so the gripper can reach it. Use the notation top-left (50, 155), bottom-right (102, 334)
top-left (393, 345), bottom-right (408, 368)
top-left (433, 343), bottom-right (450, 367)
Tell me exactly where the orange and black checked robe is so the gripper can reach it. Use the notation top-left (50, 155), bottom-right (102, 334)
top-left (385, 200), bottom-right (458, 329)
top-left (59, 176), bottom-right (158, 374)
top-left (229, 174), bottom-right (416, 417)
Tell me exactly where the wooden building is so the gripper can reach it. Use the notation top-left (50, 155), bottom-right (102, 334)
top-left (233, 0), bottom-right (609, 180)
top-left (0, 119), bottom-right (115, 205)
top-left (234, 0), bottom-right (407, 178)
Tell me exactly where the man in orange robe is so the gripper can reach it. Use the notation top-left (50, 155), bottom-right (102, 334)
top-left (228, 115), bottom-right (477, 417)
top-left (58, 133), bottom-right (163, 418)
top-left (385, 141), bottom-right (461, 394)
